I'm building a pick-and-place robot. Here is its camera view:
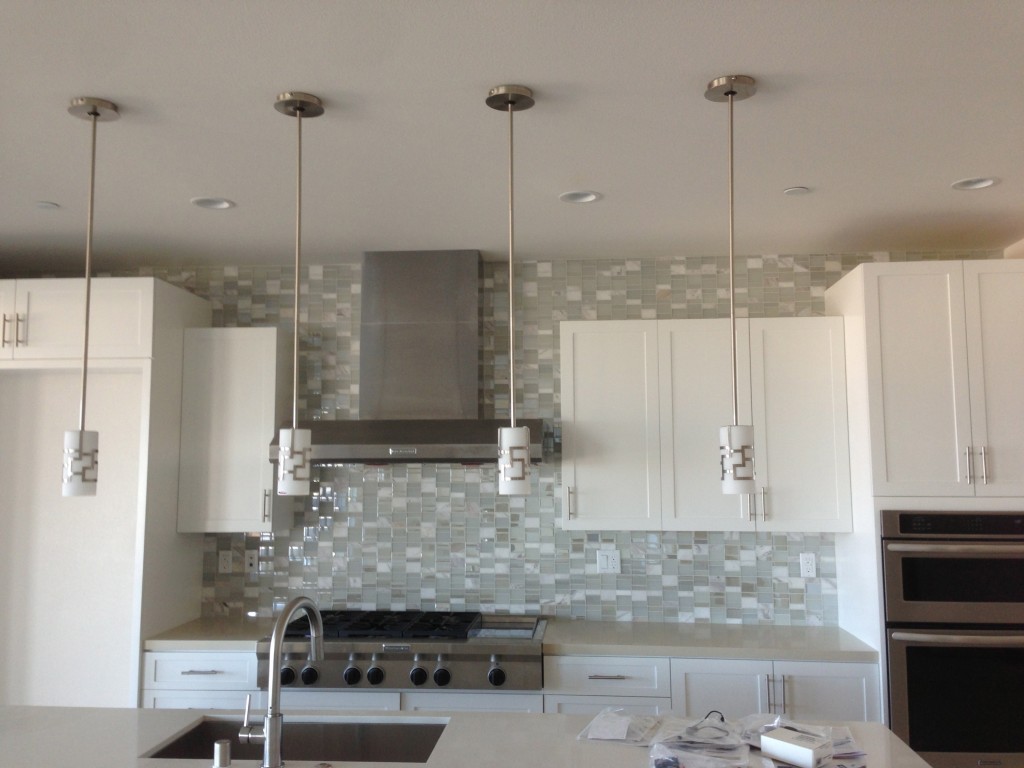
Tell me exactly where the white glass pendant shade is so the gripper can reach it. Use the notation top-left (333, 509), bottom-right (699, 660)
top-left (62, 429), bottom-right (98, 497)
top-left (277, 427), bottom-right (311, 496)
top-left (719, 424), bottom-right (755, 494)
top-left (498, 425), bottom-right (532, 495)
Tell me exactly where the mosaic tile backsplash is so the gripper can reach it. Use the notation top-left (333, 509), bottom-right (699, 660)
top-left (133, 249), bottom-right (997, 625)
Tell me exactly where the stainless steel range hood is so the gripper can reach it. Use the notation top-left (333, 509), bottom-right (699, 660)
top-left (270, 250), bottom-right (542, 464)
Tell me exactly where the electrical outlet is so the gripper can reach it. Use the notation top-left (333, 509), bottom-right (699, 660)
top-left (245, 551), bottom-right (258, 574)
top-left (597, 549), bottom-right (621, 574)
top-left (218, 551), bottom-right (233, 574)
top-left (799, 552), bottom-right (817, 579)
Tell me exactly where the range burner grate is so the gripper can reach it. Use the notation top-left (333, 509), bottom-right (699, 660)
top-left (284, 610), bottom-right (483, 640)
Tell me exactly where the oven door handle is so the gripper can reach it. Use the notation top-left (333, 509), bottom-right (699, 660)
top-left (885, 542), bottom-right (1024, 555)
top-left (892, 631), bottom-right (1024, 646)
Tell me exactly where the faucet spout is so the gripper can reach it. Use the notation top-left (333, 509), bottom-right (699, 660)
top-left (240, 595), bottom-right (324, 768)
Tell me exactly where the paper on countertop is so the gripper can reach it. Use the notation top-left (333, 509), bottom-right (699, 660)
top-left (579, 709), bottom-right (662, 745)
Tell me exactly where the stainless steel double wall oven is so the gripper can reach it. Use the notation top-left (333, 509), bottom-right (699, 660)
top-left (882, 509), bottom-right (1024, 768)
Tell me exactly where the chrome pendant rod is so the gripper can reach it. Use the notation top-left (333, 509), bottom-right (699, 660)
top-left (78, 109), bottom-right (99, 434)
top-left (293, 107), bottom-right (303, 431)
top-left (507, 101), bottom-right (516, 430)
top-left (727, 90), bottom-right (738, 428)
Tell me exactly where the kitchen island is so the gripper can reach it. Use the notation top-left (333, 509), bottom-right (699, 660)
top-left (0, 705), bottom-right (929, 768)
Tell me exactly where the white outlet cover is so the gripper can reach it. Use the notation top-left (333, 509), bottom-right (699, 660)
top-left (799, 552), bottom-right (817, 579)
top-left (597, 550), bottom-right (622, 574)
top-left (218, 551), bottom-right (233, 574)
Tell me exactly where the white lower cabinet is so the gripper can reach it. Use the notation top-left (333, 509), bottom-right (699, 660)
top-left (280, 690), bottom-right (401, 711)
top-left (542, 656), bottom-right (672, 715)
top-left (142, 652), bottom-right (258, 710)
top-left (670, 658), bottom-right (880, 722)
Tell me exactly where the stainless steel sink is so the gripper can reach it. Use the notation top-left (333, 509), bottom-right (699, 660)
top-left (145, 716), bottom-right (448, 762)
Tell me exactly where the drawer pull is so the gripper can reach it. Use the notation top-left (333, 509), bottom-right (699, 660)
top-left (180, 669), bottom-right (225, 676)
top-left (587, 674), bottom-right (629, 680)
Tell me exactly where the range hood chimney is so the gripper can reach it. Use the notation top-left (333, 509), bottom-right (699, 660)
top-left (271, 250), bottom-right (541, 464)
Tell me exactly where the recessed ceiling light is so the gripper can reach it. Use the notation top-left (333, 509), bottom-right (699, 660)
top-left (558, 190), bottom-right (602, 204)
top-left (35, 201), bottom-right (61, 210)
top-left (190, 196), bottom-right (236, 209)
top-left (951, 177), bottom-right (997, 191)
top-left (783, 186), bottom-right (811, 196)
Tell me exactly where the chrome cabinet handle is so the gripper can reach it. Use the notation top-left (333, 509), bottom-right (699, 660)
top-left (180, 669), bottom-right (225, 676)
top-left (765, 674), bottom-right (773, 713)
top-left (981, 446), bottom-right (989, 485)
top-left (886, 542), bottom-right (1024, 555)
top-left (262, 490), bottom-right (271, 523)
top-left (566, 487), bottom-right (575, 520)
top-left (892, 631), bottom-right (1024, 647)
top-left (965, 446), bottom-right (975, 484)
top-left (587, 674), bottom-right (628, 680)
top-left (759, 487), bottom-right (767, 522)
top-left (1, 314), bottom-right (10, 348)
top-left (15, 313), bottom-right (26, 347)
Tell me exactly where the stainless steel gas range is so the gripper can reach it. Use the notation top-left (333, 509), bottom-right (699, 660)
top-left (256, 610), bottom-right (545, 693)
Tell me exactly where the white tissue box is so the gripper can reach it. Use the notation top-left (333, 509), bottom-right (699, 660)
top-left (760, 727), bottom-right (834, 768)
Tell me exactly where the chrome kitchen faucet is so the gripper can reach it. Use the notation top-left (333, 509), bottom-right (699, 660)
top-left (240, 595), bottom-right (324, 768)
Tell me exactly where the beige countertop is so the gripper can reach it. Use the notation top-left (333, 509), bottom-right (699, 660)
top-left (0, 706), bottom-right (924, 768)
top-left (146, 616), bottom-right (877, 663)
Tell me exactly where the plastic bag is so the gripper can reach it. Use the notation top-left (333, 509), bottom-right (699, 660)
top-left (577, 707), bottom-right (663, 747)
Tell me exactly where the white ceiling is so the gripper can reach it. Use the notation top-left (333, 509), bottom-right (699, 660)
top-left (4, 0), bottom-right (1024, 274)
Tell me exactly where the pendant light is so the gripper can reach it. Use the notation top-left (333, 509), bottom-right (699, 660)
top-left (275, 92), bottom-right (323, 496)
top-left (487, 84), bottom-right (534, 496)
top-left (705, 75), bottom-right (757, 495)
top-left (62, 97), bottom-right (119, 497)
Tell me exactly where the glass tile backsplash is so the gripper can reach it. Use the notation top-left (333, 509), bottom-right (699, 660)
top-left (137, 249), bottom-right (996, 624)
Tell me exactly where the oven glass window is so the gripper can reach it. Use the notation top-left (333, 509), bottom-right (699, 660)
top-left (906, 645), bottom-right (1024, 752)
top-left (901, 557), bottom-right (1024, 602)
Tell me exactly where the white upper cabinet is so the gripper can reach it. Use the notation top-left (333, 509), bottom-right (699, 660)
top-left (560, 317), bottom-right (852, 532)
top-left (177, 327), bottom-right (287, 533)
top-left (748, 318), bottom-right (852, 531)
top-left (826, 259), bottom-right (1024, 497)
top-left (658, 319), bottom-right (744, 529)
top-left (0, 278), bottom-right (155, 361)
top-left (560, 321), bottom-right (662, 530)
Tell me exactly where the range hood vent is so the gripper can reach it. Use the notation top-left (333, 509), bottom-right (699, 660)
top-left (270, 249), bottom-right (543, 464)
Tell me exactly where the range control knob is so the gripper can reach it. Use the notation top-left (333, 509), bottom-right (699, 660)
top-left (300, 666), bottom-right (319, 685)
top-left (343, 666), bottom-right (362, 686)
top-left (366, 666), bottom-right (386, 686)
top-left (279, 666), bottom-right (296, 686)
top-left (410, 666), bottom-right (428, 686)
top-left (433, 667), bottom-right (452, 687)
top-left (487, 666), bottom-right (506, 687)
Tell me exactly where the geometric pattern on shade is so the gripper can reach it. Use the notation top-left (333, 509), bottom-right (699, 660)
top-left (123, 249), bottom-right (998, 625)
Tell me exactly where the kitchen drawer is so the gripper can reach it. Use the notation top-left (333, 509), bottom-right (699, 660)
top-left (543, 694), bottom-right (672, 716)
top-left (402, 691), bottom-right (544, 713)
top-left (544, 656), bottom-right (671, 697)
top-left (143, 652), bottom-right (257, 690)
top-left (279, 690), bottom-right (401, 711)
top-left (142, 689), bottom-right (260, 710)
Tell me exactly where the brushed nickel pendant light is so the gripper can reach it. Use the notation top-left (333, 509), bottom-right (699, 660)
top-left (275, 92), bottom-right (323, 496)
top-left (705, 75), bottom-right (757, 495)
top-left (487, 84), bottom-right (534, 496)
top-left (62, 97), bottom-right (119, 498)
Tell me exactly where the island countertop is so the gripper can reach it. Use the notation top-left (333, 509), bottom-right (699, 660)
top-left (146, 616), bottom-right (877, 662)
top-left (0, 705), bottom-right (925, 768)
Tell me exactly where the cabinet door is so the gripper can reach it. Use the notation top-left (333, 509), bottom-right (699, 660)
top-left (773, 661), bottom-right (880, 722)
top-left (177, 328), bottom-right (282, 533)
top-left (670, 658), bottom-right (771, 718)
top-left (865, 263), bottom-right (973, 495)
top-left (12, 278), bottom-right (155, 359)
top-left (659, 320), bottom-right (747, 530)
top-left (749, 318), bottom-right (852, 532)
top-left (142, 689), bottom-right (260, 710)
top-left (0, 281), bottom-right (14, 359)
top-left (560, 321), bottom-right (662, 530)
top-left (963, 260), bottom-right (1024, 496)
top-left (545, 656), bottom-right (671, 698)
